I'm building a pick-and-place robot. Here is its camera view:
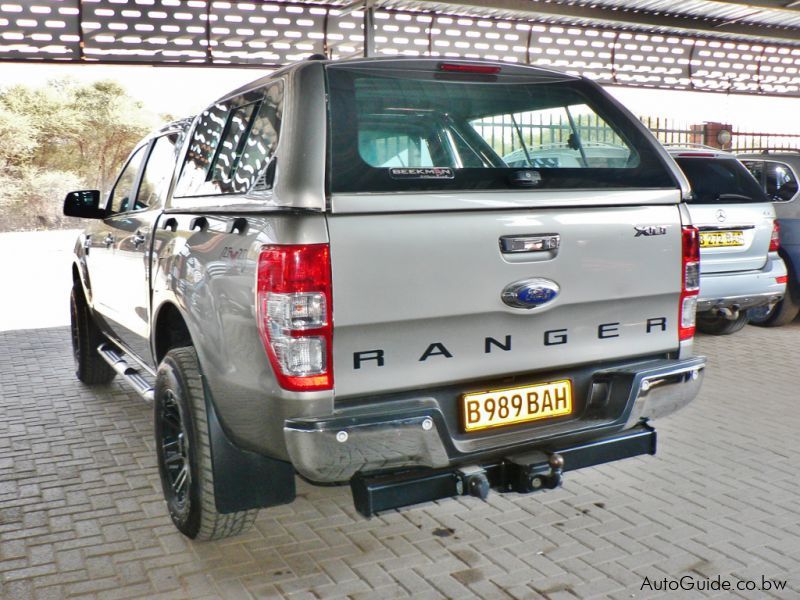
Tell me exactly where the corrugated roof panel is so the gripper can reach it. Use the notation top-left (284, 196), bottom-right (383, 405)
top-left (2, 0), bottom-right (800, 96)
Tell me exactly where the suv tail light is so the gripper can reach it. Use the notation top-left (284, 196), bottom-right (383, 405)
top-left (769, 220), bottom-right (780, 252)
top-left (679, 226), bottom-right (700, 341)
top-left (256, 244), bottom-right (333, 391)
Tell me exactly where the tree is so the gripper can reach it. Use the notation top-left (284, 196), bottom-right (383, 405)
top-left (0, 78), bottom-right (167, 230)
top-left (0, 108), bottom-right (37, 171)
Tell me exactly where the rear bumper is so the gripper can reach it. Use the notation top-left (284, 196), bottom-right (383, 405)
top-left (697, 253), bottom-right (786, 313)
top-left (284, 356), bottom-right (705, 483)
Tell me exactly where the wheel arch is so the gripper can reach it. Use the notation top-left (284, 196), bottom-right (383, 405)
top-left (778, 246), bottom-right (800, 294)
top-left (152, 301), bottom-right (194, 365)
top-left (151, 300), bottom-right (296, 514)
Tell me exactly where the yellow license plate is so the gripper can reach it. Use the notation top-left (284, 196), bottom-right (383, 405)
top-left (462, 380), bottom-right (572, 432)
top-left (699, 230), bottom-right (744, 248)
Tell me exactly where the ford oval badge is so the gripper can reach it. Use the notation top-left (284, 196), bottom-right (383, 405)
top-left (502, 278), bottom-right (560, 309)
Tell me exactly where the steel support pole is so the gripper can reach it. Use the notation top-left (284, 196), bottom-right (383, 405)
top-left (364, 2), bottom-right (375, 57)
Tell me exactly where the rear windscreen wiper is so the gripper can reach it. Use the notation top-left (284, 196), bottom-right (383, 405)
top-left (715, 193), bottom-right (754, 202)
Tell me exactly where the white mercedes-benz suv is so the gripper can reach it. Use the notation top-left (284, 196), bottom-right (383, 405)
top-left (667, 146), bottom-right (787, 335)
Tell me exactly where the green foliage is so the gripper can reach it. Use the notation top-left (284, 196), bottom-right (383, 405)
top-left (0, 167), bottom-right (84, 229)
top-left (0, 78), bottom-right (166, 230)
top-left (0, 107), bottom-right (37, 168)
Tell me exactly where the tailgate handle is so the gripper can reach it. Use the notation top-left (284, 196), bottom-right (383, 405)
top-left (499, 234), bottom-right (560, 254)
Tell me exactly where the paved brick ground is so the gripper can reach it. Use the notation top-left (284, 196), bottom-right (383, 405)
top-left (1, 324), bottom-right (799, 599)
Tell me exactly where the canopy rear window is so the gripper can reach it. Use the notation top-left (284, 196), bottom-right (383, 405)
top-left (675, 157), bottom-right (770, 204)
top-left (326, 65), bottom-right (676, 193)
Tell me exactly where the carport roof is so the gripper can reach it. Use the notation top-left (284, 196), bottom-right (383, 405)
top-left (386, 0), bottom-right (800, 43)
top-left (3, 0), bottom-right (800, 96)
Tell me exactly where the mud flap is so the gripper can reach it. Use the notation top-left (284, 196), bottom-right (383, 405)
top-left (204, 382), bottom-right (296, 514)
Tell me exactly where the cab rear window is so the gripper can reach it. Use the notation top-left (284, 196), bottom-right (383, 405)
top-left (326, 65), bottom-right (676, 193)
top-left (675, 157), bottom-right (770, 204)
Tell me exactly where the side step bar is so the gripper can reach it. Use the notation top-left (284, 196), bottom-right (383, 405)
top-left (97, 343), bottom-right (155, 401)
top-left (350, 424), bottom-right (656, 517)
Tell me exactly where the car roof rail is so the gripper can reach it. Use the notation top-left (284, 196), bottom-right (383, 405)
top-left (661, 143), bottom-right (720, 151)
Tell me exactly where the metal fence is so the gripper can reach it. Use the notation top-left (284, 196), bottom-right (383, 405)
top-left (639, 117), bottom-right (800, 152)
top-left (639, 116), bottom-right (698, 147)
top-left (471, 112), bottom-right (625, 158)
top-left (730, 131), bottom-right (800, 152)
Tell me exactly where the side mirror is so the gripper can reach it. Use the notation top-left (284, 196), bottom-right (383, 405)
top-left (63, 190), bottom-right (107, 219)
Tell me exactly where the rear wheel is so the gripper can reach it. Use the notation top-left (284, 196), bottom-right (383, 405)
top-left (696, 312), bottom-right (749, 335)
top-left (748, 286), bottom-right (800, 328)
top-left (70, 284), bottom-right (116, 384)
top-left (154, 346), bottom-right (258, 540)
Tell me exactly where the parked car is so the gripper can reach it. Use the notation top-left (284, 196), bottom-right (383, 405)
top-left (737, 150), bottom-right (800, 326)
top-left (65, 57), bottom-right (706, 540)
top-left (666, 146), bottom-right (786, 335)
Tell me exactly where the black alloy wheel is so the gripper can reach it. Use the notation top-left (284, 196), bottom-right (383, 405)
top-left (158, 389), bottom-right (191, 513)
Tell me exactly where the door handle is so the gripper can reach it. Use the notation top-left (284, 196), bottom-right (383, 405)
top-left (499, 234), bottom-right (560, 253)
top-left (103, 233), bottom-right (115, 247)
top-left (133, 231), bottom-right (147, 246)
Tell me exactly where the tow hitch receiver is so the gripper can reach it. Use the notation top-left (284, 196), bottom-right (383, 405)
top-left (350, 424), bottom-right (655, 517)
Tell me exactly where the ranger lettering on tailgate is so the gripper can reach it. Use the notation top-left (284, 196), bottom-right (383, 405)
top-left (353, 317), bottom-right (670, 368)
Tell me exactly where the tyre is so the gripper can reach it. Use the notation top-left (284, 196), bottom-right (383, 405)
top-left (70, 284), bottom-right (116, 384)
top-left (154, 346), bottom-right (258, 540)
top-left (696, 311), bottom-right (749, 335)
top-left (748, 287), bottom-right (800, 328)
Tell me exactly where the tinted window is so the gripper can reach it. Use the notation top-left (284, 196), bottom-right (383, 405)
top-left (326, 67), bottom-right (674, 193)
top-left (136, 133), bottom-right (183, 209)
top-left (470, 104), bottom-right (635, 169)
top-left (175, 82), bottom-right (283, 197)
top-left (766, 161), bottom-right (798, 202)
top-left (359, 128), bottom-right (436, 168)
top-left (209, 102), bottom-right (258, 184)
top-left (675, 157), bottom-right (769, 204)
top-left (108, 146), bottom-right (147, 214)
top-left (742, 160), bottom-right (763, 185)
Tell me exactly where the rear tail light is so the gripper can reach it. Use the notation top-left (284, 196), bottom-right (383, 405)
top-left (256, 244), bottom-right (333, 391)
top-left (680, 225), bottom-right (700, 341)
top-left (769, 220), bottom-right (781, 252)
top-left (777, 275), bottom-right (788, 284)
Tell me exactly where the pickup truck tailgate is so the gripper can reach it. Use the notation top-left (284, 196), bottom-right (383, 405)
top-left (328, 192), bottom-right (684, 397)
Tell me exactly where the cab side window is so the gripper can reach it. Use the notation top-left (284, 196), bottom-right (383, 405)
top-left (108, 146), bottom-right (147, 214)
top-left (136, 133), bottom-right (183, 209)
top-left (765, 161), bottom-right (799, 202)
top-left (175, 81), bottom-right (284, 197)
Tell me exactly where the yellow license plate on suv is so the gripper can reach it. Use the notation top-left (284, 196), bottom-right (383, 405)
top-left (462, 380), bottom-right (572, 432)
top-left (699, 230), bottom-right (744, 248)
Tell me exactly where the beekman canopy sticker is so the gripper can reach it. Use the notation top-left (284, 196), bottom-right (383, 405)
top-left (389, 167), bottom-right (455, 180)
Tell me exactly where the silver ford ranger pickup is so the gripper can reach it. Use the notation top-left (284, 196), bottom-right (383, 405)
top-left (64, 57), bottom-right (706, 540)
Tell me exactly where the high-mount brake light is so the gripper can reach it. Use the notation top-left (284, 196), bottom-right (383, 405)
top-left (256, 244), bottom-right (333, 391)
top-left (438, 63), bottom-right (502, 74)
top-left (769, 220), bottom-right (781, 252)
top-left (676, 152), bottom-right (716, 157)
top-left (679, 226), bottom-right (700, 341)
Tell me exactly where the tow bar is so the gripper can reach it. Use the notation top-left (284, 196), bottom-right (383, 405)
top-left (350, 424), bottom-right (655, 517)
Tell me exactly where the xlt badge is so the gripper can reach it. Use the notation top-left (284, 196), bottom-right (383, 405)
top-left (634, 225), bottom-right (667, 237)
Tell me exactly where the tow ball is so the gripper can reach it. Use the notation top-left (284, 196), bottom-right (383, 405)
top-left (456, 452), bottom-right (565, 501)
top-left (508, 452), bottom-right (565, 494)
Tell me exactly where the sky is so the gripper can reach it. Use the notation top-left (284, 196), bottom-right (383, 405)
top-left (1, 62), bottom-right (799, 135)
